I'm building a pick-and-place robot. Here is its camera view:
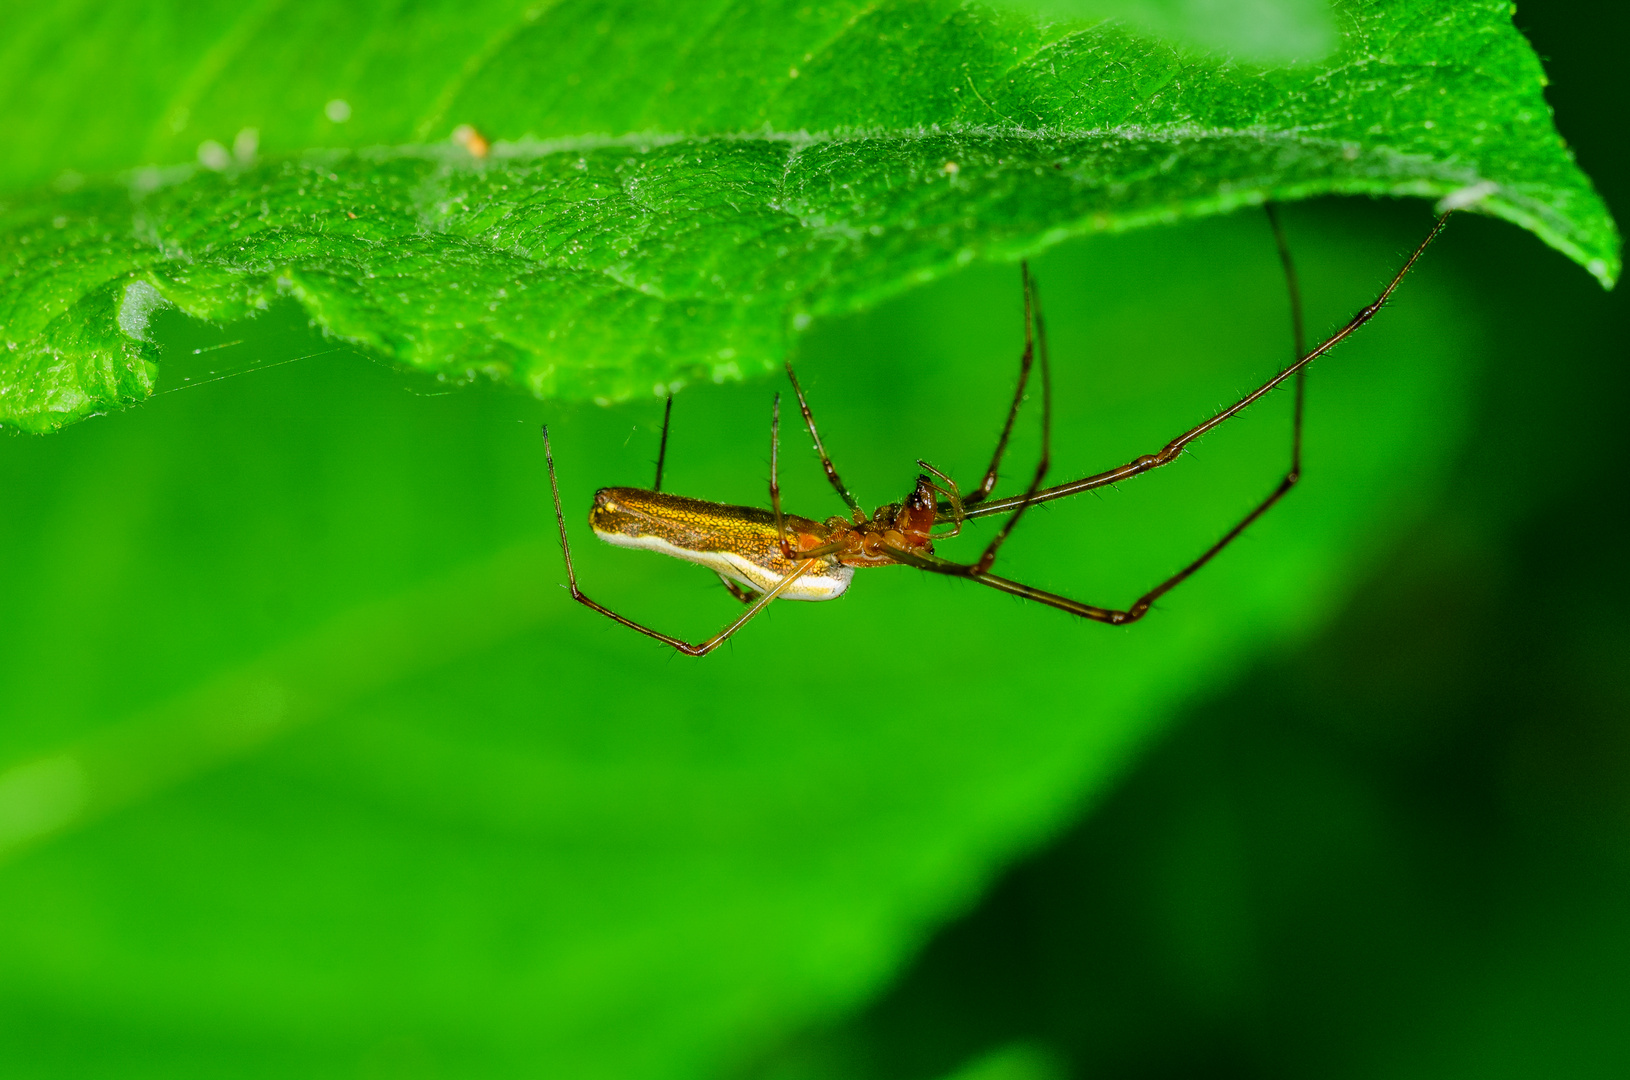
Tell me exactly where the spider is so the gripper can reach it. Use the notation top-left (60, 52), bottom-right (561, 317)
top-left (542, 206), bottom-right (1451, 655)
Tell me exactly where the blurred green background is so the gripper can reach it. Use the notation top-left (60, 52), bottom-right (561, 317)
top-left (1, 3), bottom-right (1623, 1080)
top-left (744, 3), bottom-right (1630, 1079)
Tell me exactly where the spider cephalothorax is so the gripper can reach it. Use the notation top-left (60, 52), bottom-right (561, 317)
top-left (820, 474), bottom-right (944, 566)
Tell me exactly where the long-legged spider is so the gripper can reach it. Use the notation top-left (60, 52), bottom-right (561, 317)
top-left (542, 207), bottom-right (1451, 656)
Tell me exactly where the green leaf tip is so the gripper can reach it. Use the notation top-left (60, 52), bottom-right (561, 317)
top-left (0, 0), bottom-right (1618, 433)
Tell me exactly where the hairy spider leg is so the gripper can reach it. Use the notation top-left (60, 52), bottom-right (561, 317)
top-left (759, 392), bottom-right (862, 569)
top-left (966, 273), bottom-right (1052, 575)
top-left (652, 394), bottom-right (674, 492)
top-left (769, 392), bottom-right (795, 560)
top-left (543, 425), bottom-right (826, 655)
top-left (963, 261), bottom-right (1038, 507)
top-left (890, 207), bottom-right (1451, 624)
top-left (783, 359), bottom-right (864, 520)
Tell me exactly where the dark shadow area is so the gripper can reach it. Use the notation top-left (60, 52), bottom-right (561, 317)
top-left (744, 1), bottom-right (1628, 1077)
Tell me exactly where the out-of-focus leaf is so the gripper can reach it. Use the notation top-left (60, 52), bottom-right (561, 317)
top-left (1007, 0), bottom-right (1338, 64)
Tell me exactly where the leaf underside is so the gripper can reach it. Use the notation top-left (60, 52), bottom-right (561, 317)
top-left (0, 0), bottom-right (1617, 435)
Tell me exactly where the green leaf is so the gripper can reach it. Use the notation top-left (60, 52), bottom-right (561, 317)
top-left (0, 0), bottom-right (1616, 433)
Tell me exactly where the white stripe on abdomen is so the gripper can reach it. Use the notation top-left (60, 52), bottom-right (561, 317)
top-left (594, 531), bottom-right (853, 601)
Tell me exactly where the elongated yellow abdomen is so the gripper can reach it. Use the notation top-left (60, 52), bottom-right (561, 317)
top-left (589, 488), bottom-right (854, 601)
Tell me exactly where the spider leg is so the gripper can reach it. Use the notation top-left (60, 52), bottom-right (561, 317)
top-left (1265, 202), bottom-right (1308, 479)
top-left (917, 460), bottom-right (964, 537)
top-left (652, 394), bottom-right (674, 491)
top-left (961, 261), bottom-right (1037, 508)
top-left (543, 425), bottom-right (817, 656)
top-left (783, 359), bottom-right (865, 521)
top-left (718, 574), bottom-right (762, 604)
top-left (959, 211), bottom-right (1452, 521)
top-left (966, 273), bottom-right (1053, 575)
top-left (886, 469), bottom-right (1292, 626)
top-left (882, 542), bottom-right (1126, 623)
top-left (769, 393), bottom-right (794, 559)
